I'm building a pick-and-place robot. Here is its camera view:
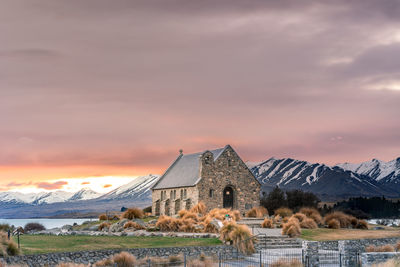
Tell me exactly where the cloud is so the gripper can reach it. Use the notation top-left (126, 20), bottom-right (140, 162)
top-left (103, 184), bottom-right (112, 188)
top-left (35, 181), bottom-right (68, 190)
top-left (81, 181), bottom-right (90, 185)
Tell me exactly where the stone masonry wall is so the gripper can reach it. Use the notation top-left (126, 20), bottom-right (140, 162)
top-left (197, 145), bottom-right (261, 215)
top-left (4, 245), bottom-right (234, 267)
top-left (152, 186), bottom-right (199, 216)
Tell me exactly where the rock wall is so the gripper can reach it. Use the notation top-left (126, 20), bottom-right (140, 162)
top-left (197, 145), bottom-right (260, 215)
top-left (361, 252), bottom-right (400, 266)
top-left (4, 245), bottom-right (234, 267)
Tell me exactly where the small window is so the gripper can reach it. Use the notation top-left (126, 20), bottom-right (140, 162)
top-left (170, 190), bottom-right (173, 199)
top-left (184, 189), bottom-right (187, 199)
top-left (209, 189), bottom-right (214, 198)
top-left (180, 189), bottom-right (183, 199)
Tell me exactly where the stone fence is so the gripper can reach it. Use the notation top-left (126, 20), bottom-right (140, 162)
top-left (361, 252), bottom-right (400, 266)
top-left (3, 245), bottom-right (234, 267)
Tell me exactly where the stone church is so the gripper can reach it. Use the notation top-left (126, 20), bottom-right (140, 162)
top-left (151, 145), bottom-right (261, 216)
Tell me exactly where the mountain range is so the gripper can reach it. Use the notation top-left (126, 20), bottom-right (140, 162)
top-left (1, 157), bottom-right (399, 218)
top-left (251, 157), bottom-right (400, 200)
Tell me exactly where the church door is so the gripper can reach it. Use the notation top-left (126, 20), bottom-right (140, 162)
top-left (223, 186), bottom-right (234, 209)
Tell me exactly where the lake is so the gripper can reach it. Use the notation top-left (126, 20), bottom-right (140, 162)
top-left (0, 218), bottom-right (98, 229)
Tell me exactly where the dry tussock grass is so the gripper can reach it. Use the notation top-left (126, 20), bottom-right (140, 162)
top-left (123, 221), bottom-right (145, 230)
top-left (299, 207), bottom-right (323, 225)
top-left (190, 202), bottom-right (207, 215)
top-left (246, 206), bottom-right (268, 218)
top-left (230, 224), bottom-right (255, 254)
top-left (366, 245), bottom-right (395, 252)
top-left (324, 211), bottom-right (358, 229)
top-left (270, 258), bottom-right (303, 267)
top-left (293, 213), bottom-right (306, 222)
top-left (327, 219), bottom-right (340, 229)
top-left (262, 218), bottom-right (274, 228)
top-left (356, 220), bottom-right (368, 230)
top-left (0, 231), bottom-right (20, 257)
top-left (275, 208), bottom-right (293, 218)
top-left (121, 208), bottom-right (144, 220)
top-left (112, 251), bottom-right (136, 267)
top-left (98, 222), bottom-right (111, 231)
top-left (98, 214), bottom-right (108, 221)
top-left (282, 217), bottom-right (301, 237)
top-left (300, 218), bottom-right (318, 229)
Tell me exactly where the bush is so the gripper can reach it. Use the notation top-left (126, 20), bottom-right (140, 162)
top-left (246, 207), bottom-right (268, 218)
top-left (356, 220), bottom-right (368, 230)
top-left (181, 211), bottom-right (199, 221)
top-left (0, 224), bottom-right (11, 232)
top-left (324, 211), bottom-right (356, 228)
top-left (190, 202), bottom-right (207, 215)
top-left (299, 207), bottom-right (323, 225)
top-left (168, 254), bottom-right (183, 264)
top-left (396, 242), bottom-right (400, 252)
top-left (24, 222), bottom-right (46, 232)
top-left (94, 257), bottom-right (114, 267)
top-left (229, 224), bottom-right (255, 254)
top-left (0, 231), bottom-right (20, 257)
top-left (98, 222), bottom-right (111, 231)
top-left (201, 216), bottom-right (219, 233)
top-left (270, 258), bottom-right (303, 267)
top-left (282, 217), bottom-right (301, 237)
top-left (275, 207), bottom-right (293, 218)
top-left (371, 259), bottom-right (400, 267)
top-left (327, 219), bottom-right (340, 229)
top-left (220, 222), bottom-right (237, 242)
top-left (366, 245), bottom-right (395, 252)
top-left (179, 218), bottom-right (197, 233)
top-left (122, 208), bottom-right (144, 219)
top-left (123, 221), bottom-right (145, 230)
top-left (156, 216), bottom-right (180, 232)
top-left (293, 213), bottom-right (306, 222)
top-left (261, 218), bottom-right (274, 228)
top-left (99, 214), bottom-right (108, 220)
top-left (112, 251), bottom-right (136, 267)
top-left (300, 218), bottom-right (318, 229)
top-left (143, 206), bottom-right (152, 213)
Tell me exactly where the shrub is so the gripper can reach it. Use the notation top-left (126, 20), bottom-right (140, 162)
top-left (24, 222), bottom-right (46, 232)
top-left (275, 207), bottom-right (293, 218)
top-left (273, 215), bottom-right (282, 223)
top-left (168, 254), bottom-right (183, 264)
top-left (112, 251), bottom-right (136, 267)
top-left (156, 216), bottom-right (182, 232)
top-left (94, 257), bottom-right (114, 267)
top-left (123, 221), bottom-right (145, 230)
top-left (98, 222), bottom-right (111, 231)
top-left (356, 220), bottom-right (368, 230)
top-left (0, 231), bottom-right (20, 257)
top-left (246, 207), bottom-right (268, 218)
top-left (270, 258), bottom-right (303, 267)
top-left (261, 218), bottom-right (274, 228)
top-left (300, 218), bottom-right (317, 229)
top-left (122, 208), bottom-right (144, 219)
top-left (0, 224), bottom-right (11, 232)
top-left (179, 218), bottom-right (197, 233)
top-left (190, 202), bottom-right (207, 215)
top-left (327, 219), bottom-right (340, 229)
top-left (188, 258), bottom-right (213, 267)
top-left (371, 259), bottom-right (400, 267)
top-left (293, 213), bottom-right (307, 222)
top-left (366, 245), bottom-right (395, 252)
top-left (98, 214), bottom-right (108, 220)
top-left (143, 206), bottom-right (152, 213)
top-left (396, 242), bottom-right (400, 252)
top-left (282, 217), bottom-right (301, 237)
top-left (182, 211), bottom-right (199, 221)
top-left (220, 222), bottom-right (237, 242)
top-left (229, 224), bottom-right (255, 254)
top-left (299, 207), bottom-right (323, 225)
top-left (201, 216), bottom-right (219, 233)
top-left (324, 211), bottom-right (355, 228)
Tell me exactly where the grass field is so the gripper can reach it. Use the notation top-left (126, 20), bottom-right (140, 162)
top-left (13, 235), bottom-right (222, 255)
top-left (302, 227), bottom-right (400, 241)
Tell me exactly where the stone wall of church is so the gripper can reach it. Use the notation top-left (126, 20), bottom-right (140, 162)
top-left (152, 186), bottom-right (199, 216)
top-left (196, 145), bottom-right (261, 215)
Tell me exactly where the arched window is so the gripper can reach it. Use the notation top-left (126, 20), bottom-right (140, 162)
top-left (184, 189), bottom-right (187, 199)
top-left (209, 189), bottom-right (214, 198)
top-left (180, 189), bottom-right (183, 199)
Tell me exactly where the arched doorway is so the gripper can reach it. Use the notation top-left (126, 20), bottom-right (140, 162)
top-left (223, 186), bottom-right (234, 209)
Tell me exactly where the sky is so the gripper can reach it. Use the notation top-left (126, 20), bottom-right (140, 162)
top-left (1, 0), bottom-right (400, 193)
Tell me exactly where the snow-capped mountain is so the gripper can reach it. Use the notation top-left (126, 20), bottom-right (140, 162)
top-left (0, 174), bottom-right (160, 205)
top-left (251, 158), bottom-right (399, 199)
top-left (68, 188), bottom-right (102, 201)
top-left (100, 174), bottom-right (159, 200)
top-left (31, 191), bottom-right (75, 205)
top-left (337, 157), bottom-right (400, 189)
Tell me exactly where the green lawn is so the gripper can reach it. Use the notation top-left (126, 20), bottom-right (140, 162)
top-left (13, 235), bottom-right (222, 255)
top-left (301, 227), bottom-right (400, 241)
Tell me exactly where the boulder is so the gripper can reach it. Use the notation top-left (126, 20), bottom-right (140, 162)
top-left (133, 219), bottom-right (147, 228)
top-left (109, 223), bottom-right (123, 232)
top-left (210, 219), bottom-right (223, 231)
top-left (61, 225), bottom-right (73, 233)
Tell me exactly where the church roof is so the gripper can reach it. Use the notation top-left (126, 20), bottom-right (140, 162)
top-left (152, 146), bottom-right (227, 190)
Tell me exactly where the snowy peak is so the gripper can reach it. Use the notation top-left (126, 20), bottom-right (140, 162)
top-left (68, 188), bottom-right (102, 201)
top-left (250, 157), bottom-right (399, 199)
top-left (31, 191), bottom-right (74, 205)
top-left (337, 157), bottom-right (400, 183)
top-left (101, 174), bottom-right (160, 200)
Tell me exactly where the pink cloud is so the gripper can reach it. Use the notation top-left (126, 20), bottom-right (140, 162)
top-left (35, 181), bottom-right (68, 190)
